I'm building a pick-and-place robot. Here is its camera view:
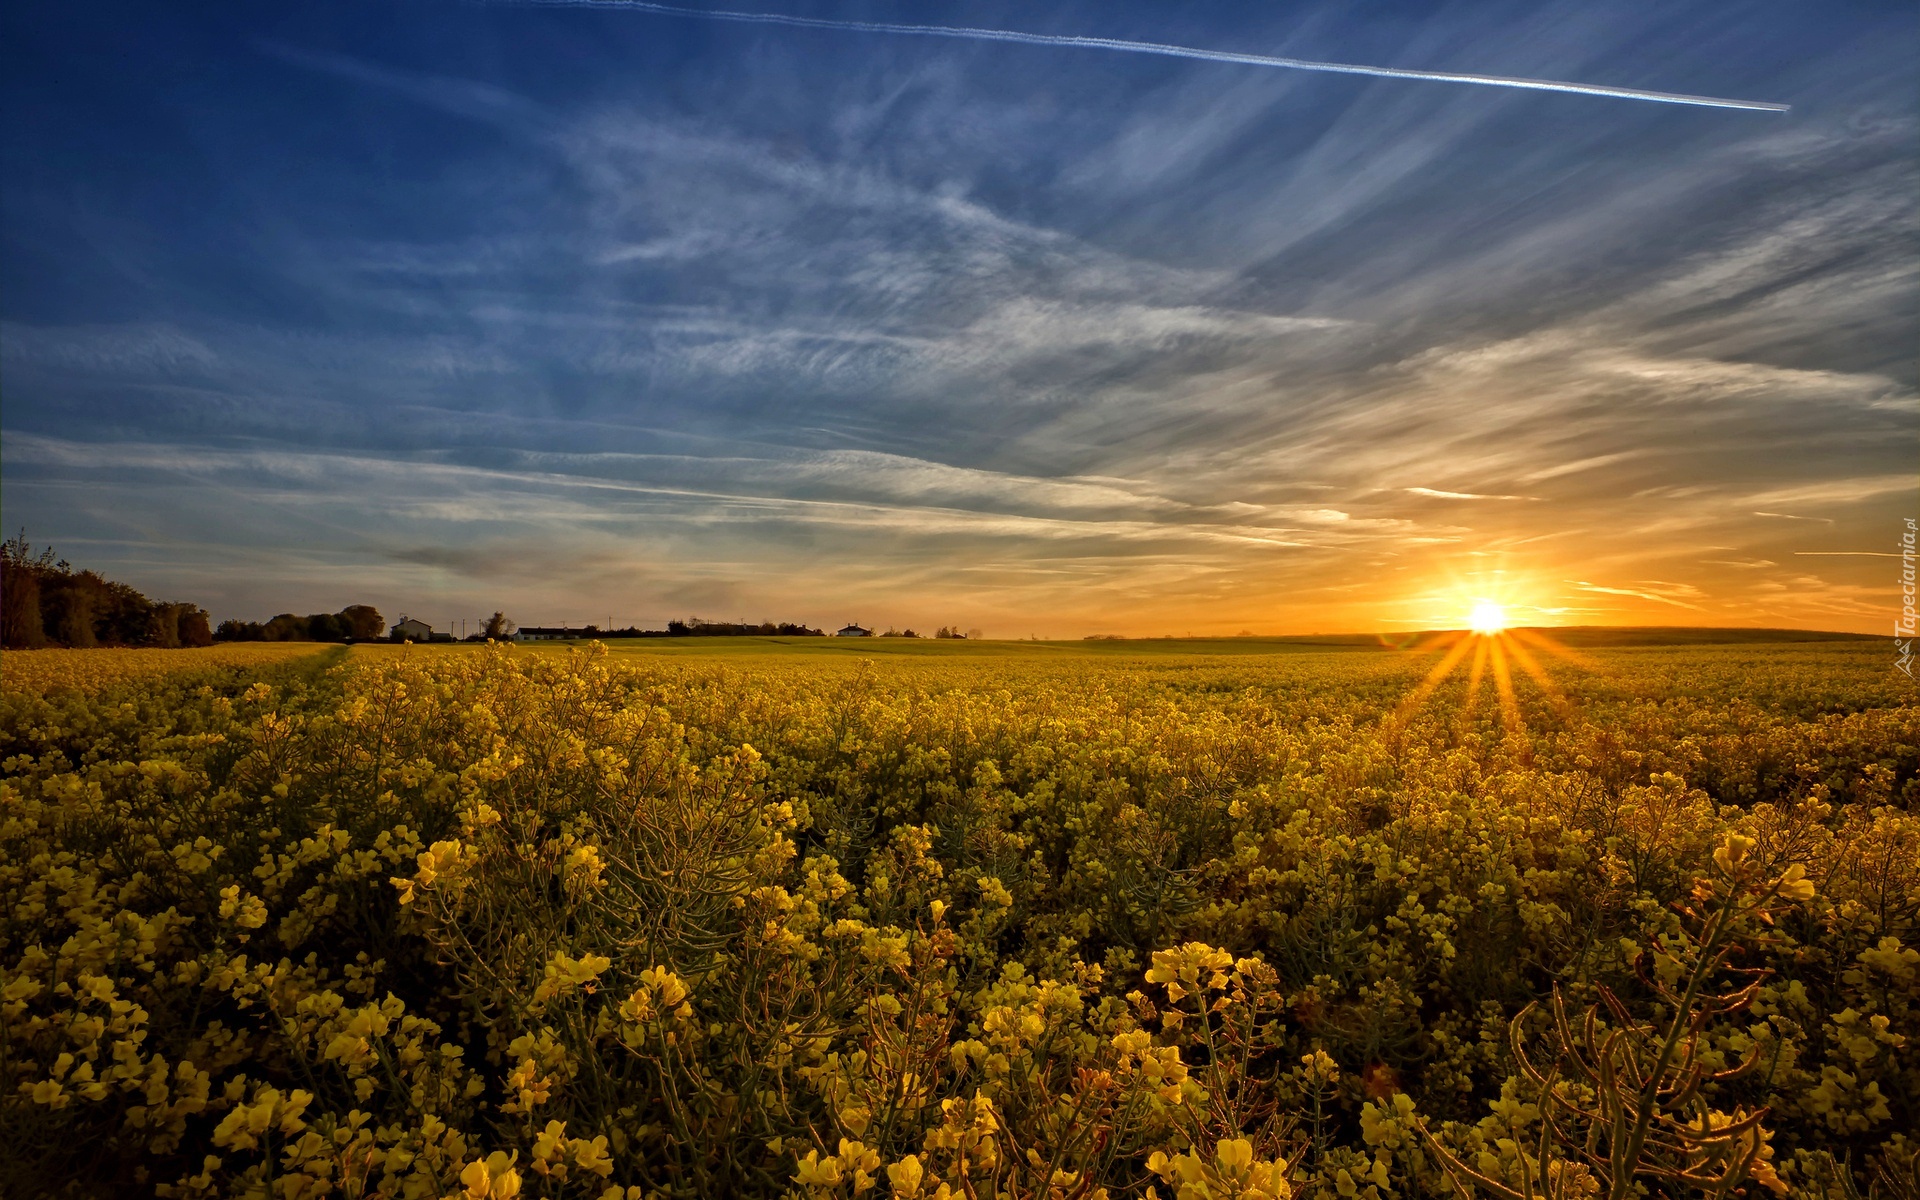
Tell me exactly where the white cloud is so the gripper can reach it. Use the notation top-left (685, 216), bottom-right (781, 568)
top-left (1746, 476), bottom-right (1918, 507)
top-left (1405, 487), bottom-right (1537, 501)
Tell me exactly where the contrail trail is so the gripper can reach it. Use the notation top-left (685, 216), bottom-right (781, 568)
top-left (511, 0), bottom-right (1789, 113)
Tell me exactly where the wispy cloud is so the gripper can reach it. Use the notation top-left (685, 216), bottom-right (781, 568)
top-left (1746, 476), bottom-right (1918, 507)
top-left (1573, 580), bottom-right (1708, 610)
top-left (262, 42), bottom-right (557, 136)
top-left (1404, 487), bottom-right (1538, 501)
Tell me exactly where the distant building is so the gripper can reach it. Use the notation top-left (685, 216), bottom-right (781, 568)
top-left (391, 616), bottom-right (433, 642)
top-left (835, 623), bottom-right (872, 638)
top-left (517, 627), bottom-right (583, 641)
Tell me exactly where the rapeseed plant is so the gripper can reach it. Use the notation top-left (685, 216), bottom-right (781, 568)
top-left (0, 640), bottom-right (1911, 1197)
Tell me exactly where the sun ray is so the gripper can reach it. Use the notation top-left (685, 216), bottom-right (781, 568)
top-left (1510, 626), bottom-right (1605, 675)
top-left (1463, 634), bottom-right (1490, 718)
top-left (1501, 629), bottom-right (1569, 709)
top-left (1382, 598), bottom-right (1615, 749)
top-left (1386, 631), bottom-right (1475, 732)
top-left (1489, 635), bottom-right (1523, 738)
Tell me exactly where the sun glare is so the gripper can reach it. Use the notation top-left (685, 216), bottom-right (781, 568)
top-left (1469, 601), bottom-right (1507, 635)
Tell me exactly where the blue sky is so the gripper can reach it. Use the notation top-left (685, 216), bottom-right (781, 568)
top-left (2, 0), bottom-right (1913, 635)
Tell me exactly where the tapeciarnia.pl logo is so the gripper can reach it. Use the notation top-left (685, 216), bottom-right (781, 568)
top-left (1898, 516), bottom-right (1915, 679)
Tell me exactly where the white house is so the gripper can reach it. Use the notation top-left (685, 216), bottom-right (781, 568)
top-left (835, 623), bottom-right (872, 637)
top-left (391, 616), bottom-right (433, 641)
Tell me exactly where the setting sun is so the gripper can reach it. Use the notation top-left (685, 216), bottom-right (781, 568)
top-left (1469, 601), bottom-right (1508, 635)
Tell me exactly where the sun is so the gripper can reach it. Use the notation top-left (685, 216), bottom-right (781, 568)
top-left (1469, 601), bottom-right (1507, 635)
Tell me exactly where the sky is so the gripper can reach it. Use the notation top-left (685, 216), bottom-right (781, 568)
top-left (2, 1), bottom-right (1914, 637)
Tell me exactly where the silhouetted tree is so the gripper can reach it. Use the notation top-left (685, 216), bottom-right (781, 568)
top-left (483, 612), bottom-right (516, 640)
top-left (340, 605), bottom-right (385, 640)
top-left (1, 534), bottom-right (51, 648)
top-left (178, 606), bottom-right (213, 647)
top-left (263, 614), bottom-right (308, 642)
top-left (50, 586), bottom-right (98, 648)
top-left (214, 605), bottom-right (380, 643)
top-left (1, 534), bottom-right (215, 649)
top-left (665, 616), bottom-right (825, 637)
top-left (146, 604), bottom-right (182, 649)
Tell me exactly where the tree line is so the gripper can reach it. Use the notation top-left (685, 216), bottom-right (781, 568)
top-left (664, 618), bottom-right (825, 637)
top-left (1, 535), bottom-right (213, 649)
top-left (213, 607), bottom-right (385, 643)
top-left (0, 539), bottom-right (973, 650)
top-left (1, 535), bottom-right (389, 649)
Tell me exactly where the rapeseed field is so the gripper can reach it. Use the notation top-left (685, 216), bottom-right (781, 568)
top-left (0, 643), bottom-right (337, 696)
top-left (1, 638), bottom-right (1912, 1198)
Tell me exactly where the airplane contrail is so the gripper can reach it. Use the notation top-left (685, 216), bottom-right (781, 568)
top-left (511, 0), bottom-right (1790, 113)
